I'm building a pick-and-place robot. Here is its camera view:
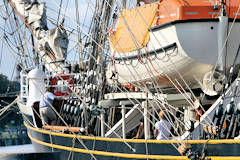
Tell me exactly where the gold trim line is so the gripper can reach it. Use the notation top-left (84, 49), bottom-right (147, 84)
top-left (28, 133), bottom-right (188, 160)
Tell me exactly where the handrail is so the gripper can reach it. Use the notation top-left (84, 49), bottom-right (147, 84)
top-left (114, 43), bottom-right (176, 61)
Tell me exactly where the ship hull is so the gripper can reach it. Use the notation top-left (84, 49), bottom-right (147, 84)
top-left (22, 118), bottom-right (240, 160)
top-left (110, 19), bottom-right (240, 89)
top-left (17, 99), bottom-right (240, 159)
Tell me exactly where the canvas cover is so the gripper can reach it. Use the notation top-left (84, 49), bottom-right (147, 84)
top-left (109, 3), bottom-right (158, 53)
top-left (110, 0), bottom-right (240, 53)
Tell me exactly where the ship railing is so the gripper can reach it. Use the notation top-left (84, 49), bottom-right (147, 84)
top-left (20, 71), bottom-right (28, 103)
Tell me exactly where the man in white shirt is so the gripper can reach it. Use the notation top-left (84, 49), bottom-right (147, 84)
top-left (39, 87), bottom-right (58, 125)
top-left (154, 110), bottom-right (172, 140)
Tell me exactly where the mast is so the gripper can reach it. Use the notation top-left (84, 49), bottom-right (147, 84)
top-left (122, 0), bottom-right (127, 8)
top-left (75, 0), bottom-right (84, 70)
top-left (202, 0), bottom-right (228, 95)
top-left (88, 0), bottom-right (113, 88)
top-left (217, 0), bottom-right (228, 71)
top-left (220, 0), bottom-right (227, 16)
top-left (80, 0), bottom-right (114, 132)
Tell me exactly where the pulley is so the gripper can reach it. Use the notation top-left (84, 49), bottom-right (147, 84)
top-left (74, 107), bottom-right (80, 116)
top-left (225, 102), bottom-right (234, 115)
top-left (66, 104), bottom-right (71, 113)
top-left (202, 71), bottom-right (225, 96)
top-left (237, 103), bottom-right (240, 113)
top-left (106, 69), bottom-right (117, 84)
top-left (215, 104), bottom-right (223, 118)
top-left (184, 120), bottom-right (194, 133)
top-left (70, 106), bottom-right (75, 114)
top-left (90, 105), bottom-right (104, 116)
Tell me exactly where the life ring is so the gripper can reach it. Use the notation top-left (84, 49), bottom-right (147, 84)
top-left (124, 84), bottom-right (135, 92)
top-left (50, 75), bottom-right (74, 96)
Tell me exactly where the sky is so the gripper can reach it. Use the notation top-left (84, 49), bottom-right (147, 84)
top-left (0, 4), bottom-right (16, 81)
top-left (0, 0), bottom-right (135, 81)
top-left (0, 0), bottom-right (92, 81)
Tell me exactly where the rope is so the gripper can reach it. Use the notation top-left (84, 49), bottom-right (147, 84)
top-left (112, 0), bottom-right (206, 124)
top-left (110, 32), bottom-right (185, 141)
top-left (96, 115), bottom-right (136, 152)
top-left (0, 98), bottom-right (17, 117)
top-left (201, 1), bottom-right (240, 103)
top-left (7, 0), bottom-right (240, 158)
top-left (2, 3), bottom-right (98, 158)
top-left (56, 0), bottom-right (63, 25)
top-left (110, 27), bottom-right (211, 130)
top-left (67, 137), bottom-right (76, 160)
top-left (130, 1), bottom-right (214, 125)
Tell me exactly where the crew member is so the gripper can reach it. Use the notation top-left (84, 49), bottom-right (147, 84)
top-left (135, 109), bottom-right (154, 139)
top-left (154, 110), bottom-right (172, 140)
top-left (39, 87), bottom-right (59, 125)
top-left (135, 118), bottom-right (144, 139)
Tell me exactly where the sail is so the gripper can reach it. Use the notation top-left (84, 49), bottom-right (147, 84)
top-left (10, 0), bottom-right (68, 72)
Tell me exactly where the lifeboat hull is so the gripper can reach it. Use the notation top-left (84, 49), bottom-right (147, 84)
top-left (109, 19), bottom-right (240, 89)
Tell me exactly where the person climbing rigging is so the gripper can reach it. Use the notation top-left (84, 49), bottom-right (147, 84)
top-left (154, 110), bottom-right (172, 140)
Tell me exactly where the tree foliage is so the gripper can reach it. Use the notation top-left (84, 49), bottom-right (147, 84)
top-left (0, 74), bottom-right (21, 130)
top-left (0, 74), bottom-right (19, 94)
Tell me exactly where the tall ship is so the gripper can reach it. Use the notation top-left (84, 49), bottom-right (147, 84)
top-left (2, 0), bottom-right (240, 159)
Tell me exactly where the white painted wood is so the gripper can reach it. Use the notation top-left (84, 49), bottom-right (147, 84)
top-left (101, 113), bottom-right (105, 137)
top-left (143, 101), bottom-right (150, 140)
top-left (122, 105), bottom-right (126, 139)
top-left (105, 104), bottom-right (143, 138)
top-left (108, 21), bottom-right (240, 91)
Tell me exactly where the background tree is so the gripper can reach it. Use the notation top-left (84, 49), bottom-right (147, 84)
top-left (0, 73), bottom-right (21, 130)
top-left (0, 74), bottom-right (19, 94)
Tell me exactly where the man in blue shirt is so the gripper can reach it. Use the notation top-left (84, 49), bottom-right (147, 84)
top-left (39, 87), bottom-right (59, 125)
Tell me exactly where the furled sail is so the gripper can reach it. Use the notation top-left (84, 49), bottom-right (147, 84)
top-left (11, 0), bottom-right (69, 72)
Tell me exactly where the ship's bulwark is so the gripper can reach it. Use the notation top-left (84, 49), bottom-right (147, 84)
top-left (24, 121), bottom-right (240, 160)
